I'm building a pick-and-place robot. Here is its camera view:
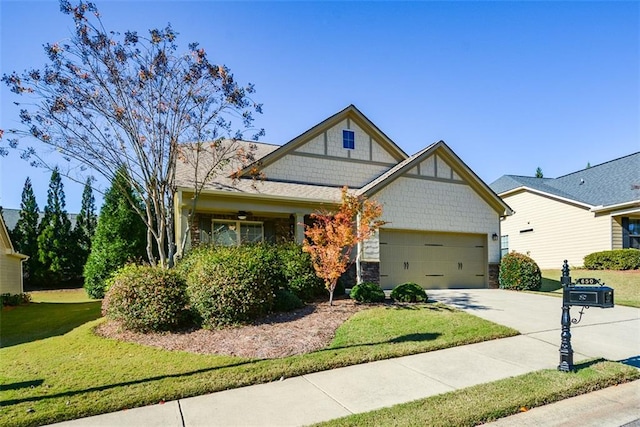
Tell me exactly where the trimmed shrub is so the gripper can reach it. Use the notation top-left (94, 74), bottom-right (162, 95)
top-left (390, 282), bottom-right (428, 303)
top-left (102, 264), bottom-right (189, 332)
top-left (499, 252), bottom-right (542, 291)
top-left (350, 282), bottom-right (385, 303)
top-left (180, 245), bottom-right (278, 328)
top-left (273, 289), bottom-right (304, 312)
top-left (278, 242), bottom-right (325, 301)
top-left (1, 293), bottom-right (32, 307)
top-left (584, 249), bottom-right (640, 270)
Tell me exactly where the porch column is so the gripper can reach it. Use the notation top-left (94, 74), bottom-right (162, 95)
top-left (295, 213), bottom-right (305, 244)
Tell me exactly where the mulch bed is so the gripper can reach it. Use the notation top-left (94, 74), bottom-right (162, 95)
top-left (95, 298), bottom-right (365, 359)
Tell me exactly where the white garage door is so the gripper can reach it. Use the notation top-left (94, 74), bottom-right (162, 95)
top-left (379, 230), bottom-right (487, 290)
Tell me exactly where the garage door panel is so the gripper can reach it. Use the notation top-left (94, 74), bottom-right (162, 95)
top-left (379, 230), bottom-right (487, 290)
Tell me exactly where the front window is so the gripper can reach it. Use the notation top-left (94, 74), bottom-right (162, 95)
top-left (500, 235), bottom-right (509, 258)
top-left (212, 220), bottom-right (263, 246)
top-left (627, 218), bottom-right (640, 249)
top-left (342, 130), bottom-right (355, 149)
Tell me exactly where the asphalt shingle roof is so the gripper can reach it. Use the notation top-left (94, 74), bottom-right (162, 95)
top-left (489, 152), bottom-right (640, 207)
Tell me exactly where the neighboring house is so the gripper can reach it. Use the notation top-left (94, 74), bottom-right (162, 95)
top-left (2, 208), bottom-right (78, 231)
top-left (490, 152), bottom-right (640, 269)
top-left (0, 214), bottom-right (28, 294)
top-left (175, 105), bottom-right (512, 289)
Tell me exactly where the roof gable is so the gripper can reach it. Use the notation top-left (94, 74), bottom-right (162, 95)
top-left (239, 105), bottom-right (408, 179)
top-left (359, 141), bottom-right (513, 216)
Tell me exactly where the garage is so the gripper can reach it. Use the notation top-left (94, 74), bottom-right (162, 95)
top-left (379, 230), bottom-right (487, 289)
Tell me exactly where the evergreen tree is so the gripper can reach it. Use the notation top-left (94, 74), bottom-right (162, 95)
top-left (535, 167), bottom-right (544, 178)
top-left (12, 178), bottom-right (44, 284)
top-left (72, 178), bottom-right (98, 278)
top-left (37, 167), bottom-right (73, 284)
top-left (84, 167), bottom-right (147, 299)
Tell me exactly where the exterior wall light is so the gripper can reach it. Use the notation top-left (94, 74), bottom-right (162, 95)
top-left (238, 211), bottom-right (247, 220)
top-left (492, 233), bottom-right (499, 241)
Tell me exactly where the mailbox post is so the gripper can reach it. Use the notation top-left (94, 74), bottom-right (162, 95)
top-left (558, 260), bottom-right (614, 372)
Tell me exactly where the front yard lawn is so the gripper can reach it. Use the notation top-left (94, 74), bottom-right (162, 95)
top-left (539, 269), bottom-right (640, 308)
top-left (0, 300), bottom-right (517, 427)
top-left (316, 360), bottom-right (640, 427)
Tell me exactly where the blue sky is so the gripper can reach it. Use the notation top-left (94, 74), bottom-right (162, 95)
top-left (1, 0), bottom-right (638, 212)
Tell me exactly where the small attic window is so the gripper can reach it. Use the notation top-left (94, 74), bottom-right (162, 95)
top-left (342, 130), bottom-right (355, 149)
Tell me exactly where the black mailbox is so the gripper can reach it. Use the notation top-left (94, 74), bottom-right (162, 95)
top-left (563, 278), bottom-right (614, 308)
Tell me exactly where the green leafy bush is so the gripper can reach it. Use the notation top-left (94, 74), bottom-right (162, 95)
top-left (277, 242), bottom-right (325, 301)
top-left (273, 289), bottom-right (304, 312)
top-left (1, 293), bottom-right (32, 307)
top-left (350, 282), bottom-right (385, 303)
top-left (499, 252), bottom-right (542, 291)
top-left (584, 249), bottom-right (640, 270)
top-left (179, 245), bottom-right (278, 328)
top-left (390, 282), bottom-right (428, 303)
top-left (102, 264), bottom-right (189, 332)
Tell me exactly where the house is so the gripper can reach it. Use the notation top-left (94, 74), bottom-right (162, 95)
top-left (0, 214), bottom-right (28, 294)
top-left (489, 152), bottom-right (640, 269)
top-left (174, 105), bottom-right (512, 289)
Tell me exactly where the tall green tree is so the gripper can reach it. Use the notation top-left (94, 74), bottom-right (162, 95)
top-left (37, 167), bottom-right (73, 284)
top-left (71, 177), bottom-right (98, 278)
top-left (12, 178), bottom-right (44, 284)
top-left (84, 167), bottom-right (147, 299)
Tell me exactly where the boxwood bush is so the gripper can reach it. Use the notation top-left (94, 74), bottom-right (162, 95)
top-left (273, 288), bottom-right (304, 312)
top-left (390, 282), bottom-right (428, 303)
top-left (179, 245), bottom-right (279, 328)
top-left (102, 264), bottom-right (190, 332)
top-left (350, 282), bottom-right (385, 303)
top-left (583, 249), bottom-right (640, 270)
top-left (499, 252), bottom-right (542, 291)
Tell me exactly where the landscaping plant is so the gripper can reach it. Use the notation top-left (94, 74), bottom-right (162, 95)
top-left (583, 249), bottom-right (640, 270)
top-left (180, 245), bottom-right (278, 328)
top-left (390, 282), bottom-right (428, 303)
top-left (350, 282), bottom-right (386, 303)
top-left (499, 252), bottom-right (542, 291)
top-left (102, 264), bottom-right (190, 332)
top-left (303, 187), bottom-right (386, 305)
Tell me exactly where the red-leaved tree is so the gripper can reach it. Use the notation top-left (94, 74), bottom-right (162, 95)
top-left (303, 187), bottom-right (386, 305)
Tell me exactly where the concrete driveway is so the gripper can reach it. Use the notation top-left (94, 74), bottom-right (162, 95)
top-left (429, 289), bottom-right (640, 364)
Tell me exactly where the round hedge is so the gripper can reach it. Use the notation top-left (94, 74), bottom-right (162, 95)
top-left (390, 282), bottom-right (428, 303)
top-left (102, 264), bottom-right (189, 332)
top-left (350, 282), bottom-right (385, 303)
top-left (180, 245), bottom-right (277, 329)
top-left (499, 252), bottom-right (542, 291)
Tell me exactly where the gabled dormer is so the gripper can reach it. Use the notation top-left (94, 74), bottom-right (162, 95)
top-left (238, 105), bottom-right (408, 188)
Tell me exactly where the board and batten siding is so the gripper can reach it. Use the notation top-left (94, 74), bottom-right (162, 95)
top-left (500, 191), bottom-right (611, 269)
top-left (364, 176), bottom-right (501, 263)
top-left (261, 119), bottom-right (397, 188)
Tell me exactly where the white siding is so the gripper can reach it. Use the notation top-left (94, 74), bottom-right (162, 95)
top-left (0, 254), bottom-right (24, 294)
top-left (373, 176), bottom-right (501, 263)
top-left (500, 191), bottom-right (611, 269)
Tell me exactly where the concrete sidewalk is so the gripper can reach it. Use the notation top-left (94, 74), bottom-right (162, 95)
top-left (51, 290), bottom-right (640, 427)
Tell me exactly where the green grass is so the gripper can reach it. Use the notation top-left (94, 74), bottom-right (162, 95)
top-left (0, 302), bottom-right (517, 427)
top-left (1, 289), bottom-right (101, 348)
top-left (539, 269), bottom-right (640, 308)
top-left (316, 360), bottom-right (640, 427)
top-left (28, 288), bottom-right (93, 303)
